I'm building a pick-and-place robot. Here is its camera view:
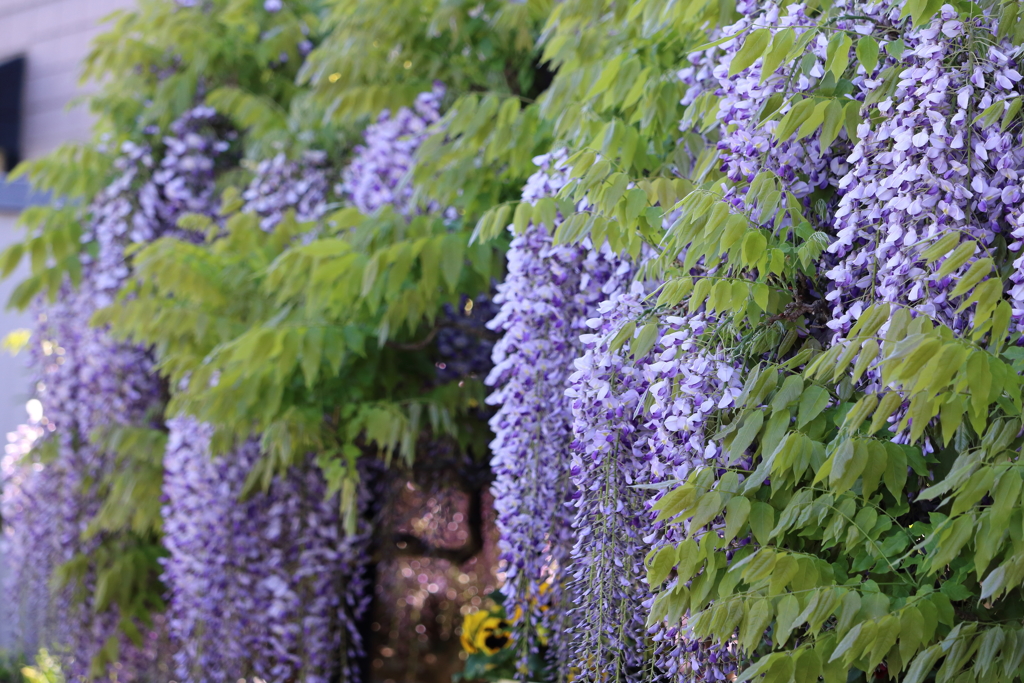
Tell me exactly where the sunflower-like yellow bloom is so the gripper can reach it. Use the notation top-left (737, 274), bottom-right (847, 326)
top-left (460, 609), bottom-right (512, 655)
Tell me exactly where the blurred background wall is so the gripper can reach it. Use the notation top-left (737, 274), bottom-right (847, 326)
top-left (0, 0), bottom-right (134, 440)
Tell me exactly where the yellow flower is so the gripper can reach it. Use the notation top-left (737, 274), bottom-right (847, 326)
top-left (461, 610), bottom-right (492, 654)
top-left (460, 609), bottom-right (512, 655)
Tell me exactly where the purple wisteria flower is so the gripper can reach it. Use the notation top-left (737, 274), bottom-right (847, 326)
top-left (340, 84), bottom-right (454, 218)
top-left (826, 2), bottom-right (1024, 337)
top-left (242, 150), bottom-right (334, 230)
top-left (486, 150), bottom-right (633, 673)
top-left (0, 107), bottom-right (229, 682)
top-left (161, 418), bottom-right (371, 683)
top-left (564, 280), bottom-right (653, 681)
top-left (486, 151), bottom-right (583, 671)
top-left (641, 314), bottom-right (744, 682)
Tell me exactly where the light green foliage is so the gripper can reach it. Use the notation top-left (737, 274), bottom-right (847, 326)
top-left (465, 0), bottom-right (740, 244)
top-left (102, 204), bottom-right (500, 512)
top-left (92, 0), bottom-right (548, 527)
top-left (3, 0), bottom-right (333, 306)
top-left (303, 0), bottom-right (553, 218)
top-left (18, 651), bottom-right (64, 683)
top-left (647, 318), bottom-right (1024, 682)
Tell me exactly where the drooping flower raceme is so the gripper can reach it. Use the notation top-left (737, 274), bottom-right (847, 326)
top-left (564, 279), bottom-right (658, 682)
top-left (340, 84), bottom-right (452, 218)
top-left (641, 314), bottom-right (744, 682)
top-left (0, 106), bottom-right (230, 682)
top-left (487, 150), bottom-right (634, 671)
top-left (486, 151), bottom-right (582, 668)
top-left (826, 2), bottom-right (1024, 337)
top-left (161, 418), bottom-right (371, 683)
top-left (242, 150), bottom-right (334, 230)
top-left (0, 414), bottom-right (47, 655)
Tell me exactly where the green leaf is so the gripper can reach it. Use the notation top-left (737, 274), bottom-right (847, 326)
top-left (774, 594), bottom-right (801, 647)
top-left (441, 234), bottom-right (466, 292)
top-left (730, 29), bottom-right (773, 76)
top-left (654, 484), bottom-right (696, 522)
top-left (749, 501), bottom-right (774, 545)
top-left (936, 240), bottom-right (977, 277)
top-left (724, 495), bottom-right (751, 543)
top-left (534, 197), bottom-right (557, 229)
top-left (870, 391), bottom-right (902, 435)
top-left (729, 411), bottom-right (764, 463)
top-left (690, 491), bottom-right (725, 530)
top-left (647, 546), bottom-right (677, 587)
top-left (829, 439), bottom-right (868, 494)
top-left (771, 375), bottom-right (805, 411)
top-left (820, 99), bottom-right (845, 153)
top-left (742, 231), bottom-right (768, 267)
top-left (740, 598), bottom-right (773, 652)
top-left (856, 35), bottom-right (879, 74)
top-left (675, 539), bottom-right (700, 582)
top-left (899, 606), bottom-right (924, 663)
top-left (631, 321), bottom-right (659, 359)
top-left (798, 385), bottom-right (830, 427)
top-left (824, 33), bottom-right (853, 80)
top-left (949, 257), bottom-right (993, 298)
top-left (885, 38), bottom-right (906, 61)
top-left (775, 98), bottom-right (817, 140)
top-left (1002, 97), bottom-right (1022, 131)
top-left (796, 101), bottom-right (829, 140)
top-left (981, 564), bottom-right (1006, 600)
top-left (922, 232), bottom-right (961, 263)
top-left (903, 645), bottom-right (943, 683)
top-left (974, 101), bottom-right (1005, 128)
top-left (852, 339), bottom-right (878, 384)
top-left (929, 514), bottom-right (975, 572)
top-left (861, 440), bottom-right (887, 500)
top-left (829, 622), bottom-right (865, 663)
top-left (761, 28), bottom-right (796, 83)
top-left (883, 442), bottom-right (908, 497)
top-left (512, 201), bottom-right (531, 234)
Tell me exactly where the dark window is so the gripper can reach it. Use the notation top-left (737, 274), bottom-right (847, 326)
top-left (0, 56), bottom-right (25, 172)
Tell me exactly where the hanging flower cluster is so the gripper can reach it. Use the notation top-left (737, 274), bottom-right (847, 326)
top-left (485, 150), bottom-right (593, 669)
top-left (340, 84), bottom-right (451, 217)
top-left (0, 106), bottom-right (230, 682)
top-left (826, 2), bottom-right (1024, 336)
top-left (242, 150), bottom-right (334, 230)
top-left (0, 413), bottom-right (48, 655)
top-left (161, 418), bottom-right (371, 683)
top-left (640, 312), bottom-right (745, 682)
top-left (563, 280), bottom-right (654, 680)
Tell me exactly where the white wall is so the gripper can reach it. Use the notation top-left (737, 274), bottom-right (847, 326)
top-left (0, 0), bottom-right (135, 438)
top-left (0, 0), bottom-right (135, 159)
